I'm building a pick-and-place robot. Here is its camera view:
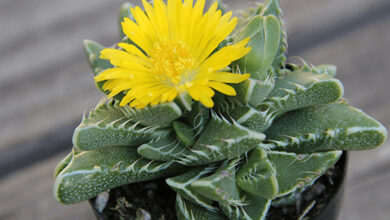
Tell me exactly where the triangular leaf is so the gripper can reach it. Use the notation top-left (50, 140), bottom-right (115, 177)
top-left (268, 150), bottom-right (342, 197)
top-left (191, 159), bottom-right (242, 205)
top-left (73, 99), bottom-right (169, 151)
top-left (237, 148), bottom-right (278, 199)
top-left (228, 104), bottom-right (273, 133)
top-left (176, 194), bottom-right (227, 220)
top-left (219, 192), bottom-right (271, 220)
top-left (184, 102), bottom-right (211, 135)
top-left (262, 69), bottom-right (344, 119)
top-left (137, 134), bottom-right (187, 161)
top-left (177, 113), bottom-right (265, 166)
top-left (166, 167), bottom-right (217, 211)
top-left (237, 15), bottom-right (281, 80)
top-left (261, 0), bottom-right (287, 74)
top-left (83, 40), bottom-right (114, 94)
top-left (120, 102), bottom-right (182, 126)
top-left (173, 121), bottom-right (196, 147)
top-left (265, 102), bottom-right (388, 152)
top-left (54, 146), bottom-right (183, 204)
top-left (53, 151), bottom-right (73, 177)
top-left (233, 77), bottom-right (275, 107)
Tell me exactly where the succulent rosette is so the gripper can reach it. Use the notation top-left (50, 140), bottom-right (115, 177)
top-left (54, 0), bottom-right (387, 219)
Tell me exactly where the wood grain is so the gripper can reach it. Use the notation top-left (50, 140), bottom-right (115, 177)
top-left (0, 153), bottom-right (94, 220)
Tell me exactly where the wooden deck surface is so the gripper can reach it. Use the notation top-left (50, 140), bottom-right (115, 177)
top-left (0, 0), bottom-right (389, 219)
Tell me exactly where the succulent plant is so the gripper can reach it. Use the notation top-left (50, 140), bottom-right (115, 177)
top-left (54, 0), bottom-right (387, 219)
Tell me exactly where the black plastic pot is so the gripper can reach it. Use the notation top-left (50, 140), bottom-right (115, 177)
top-left (308, 152), bottom-right (348, 220)
top-left (89, 153), bottom-right (348, 220)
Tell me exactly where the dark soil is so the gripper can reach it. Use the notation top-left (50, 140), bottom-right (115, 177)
top-left (90, 179), bottom-right (177, 220)
top-left (90, 154), bottom-right (346, 220)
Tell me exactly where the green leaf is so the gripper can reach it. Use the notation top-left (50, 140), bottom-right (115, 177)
top-left (261, 0), bottom-right (287, 73)
top-left (173, 121), bottom-right (196, 147)
top-left (262, 69), bottom-right (344, 121)
top-left (83, 40), bottom-right (113, 94)
top-left (191, 159), bottom-right (242, 205)
top-left (73, 99), bottom-right (168, 151)
top-left (237, 148), bottom-right (278, 199)
top-left (137, 134), bottom-right (187, 161)
top-left (166, 167), bottom-right (218, 211)
top-left (176, 194), bottom-right (227, 220)
top-left (54, 146), bottom-right (183, 204)
top-left (219, 192), bottom-right (271, 220)
top-left (233, 77), bottom-right (275, 107)
top-left (268, 150), bottom-right (342, 197)
top-left (120, 102), bottom-right (182, 126)
top-left (184, 102), bottom-right (211, 135)
top-left (261, 0), bottom-right (282, 18)
top-left (53, 151), bottom-right (73, 177)
top-left (175, 93), bottom-right (193, 112)
top-left (317, 64), bottom-right (337, 77)
top-left (265, 102), bottom-right (388, 152)
top-left (177, 113), bottom-right (265, 166)
top-left (228, 104), bottom-right (273, 133)
top-left (119, 2), bottom-right (133, 39)
top-left (212, 92), bottom-right (243, 112)
top-left (237, 15), bottom-right (281, 80)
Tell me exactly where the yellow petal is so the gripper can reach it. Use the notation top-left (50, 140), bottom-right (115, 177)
top-left (207, 72), bottom-right (250, 84)
top-left (208, 81), bottom-right (236, 96)
top-left (199, 96), bottom-right (214, 108)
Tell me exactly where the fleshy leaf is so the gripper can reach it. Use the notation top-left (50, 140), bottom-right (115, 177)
top-left (265, 102), bottom-right (388, 152)
top-left (176, 194), bottom-right (227, 220)
top-left (53, 151), bottom-right (73, 177)
top-left (263, 69), bottom-right (344, 117)
top-left (166, 166), bottom-right (217, 211)
top-left (237, 15), bottom-right (281, 80)
top-left (73, 99), bottom-right (168, 151)
top-left (228, 104), bottom-right (273, 133)
top-left (137, 134), bottom-right (187, 161)
top-left (261, 0), bottom-right (287, 73)
top-left (267, 150), bottom-right (342, 197)
top-left (237, 148), bottom-right (278, 199)
top-left (184, 102), bottom-right (211, 135)
top-left (233, 76), bottom-right (275, 107)
top-left (261, 0), bottom-right (282, 18)
top-left (231, 70), bottom-right (344, 133)
top-left (219, 192), bottom-right (271, 220)
top-left (54, 146), bottom-right (183, 204)
top-left (173, 121), bottom-right (196, 147)
top-left (177, 113), bottom-right (265, 166)
top-left (317, 64), bottom-right (337, 77)
top-left (83, 40), bottom-right (114, 94)
top-left (175, 93), bottom-right (193, 111)
top-left (120, 102), bottom-right (182, 126)
top-left (191, 159), bottom-right (242, 205)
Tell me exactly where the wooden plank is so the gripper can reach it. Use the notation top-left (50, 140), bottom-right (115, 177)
top-left (0, 0), bottom-right (127, 151)
top-left (0, 152), bottom-right (94, 220)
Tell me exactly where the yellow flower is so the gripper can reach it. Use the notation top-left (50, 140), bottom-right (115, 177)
top-left (95, 0), bottom-right (251, 109)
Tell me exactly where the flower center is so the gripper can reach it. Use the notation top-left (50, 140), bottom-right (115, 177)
top-left (150, 41), bottom-right (197, 89)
